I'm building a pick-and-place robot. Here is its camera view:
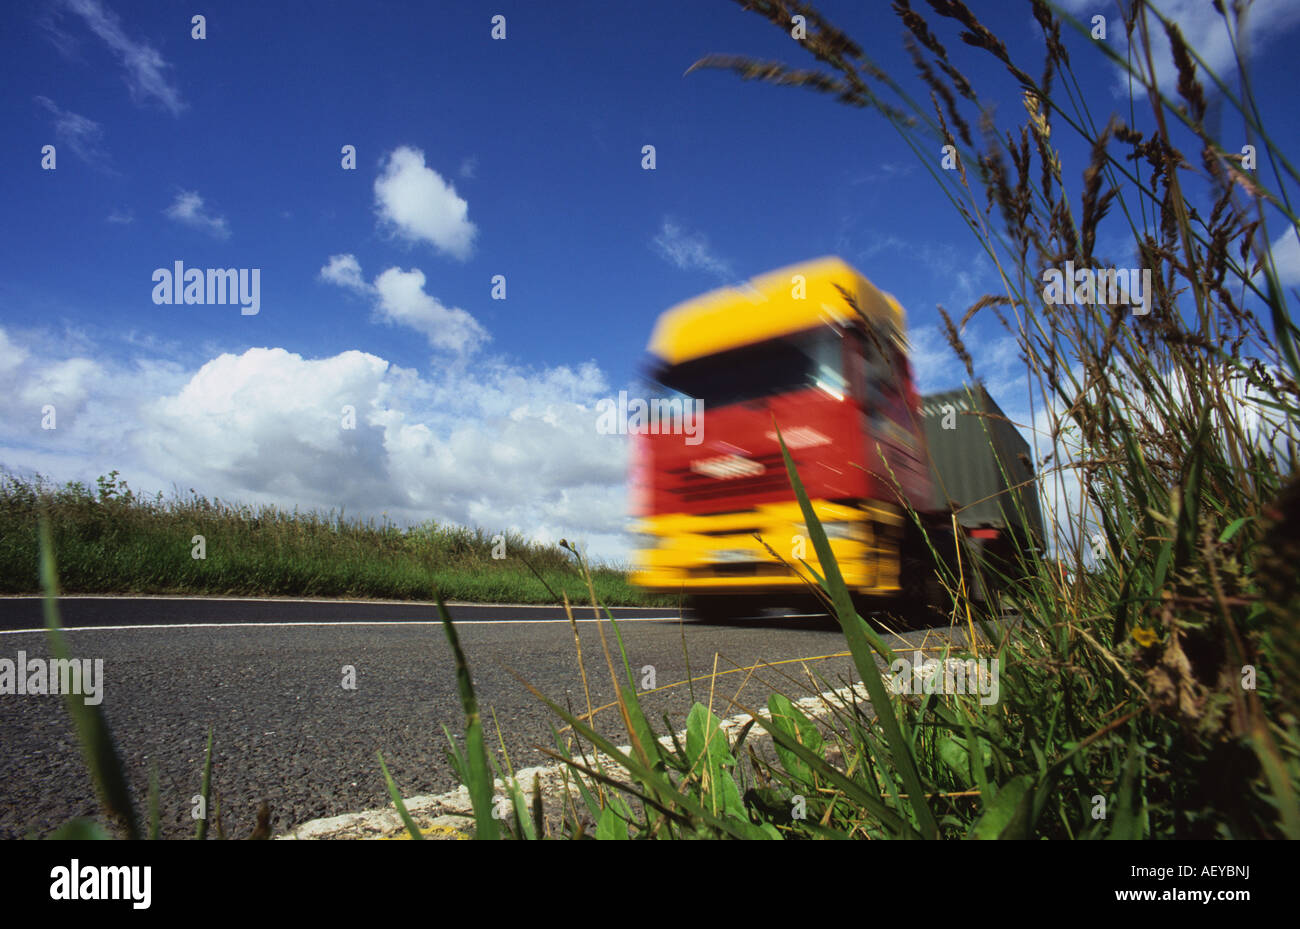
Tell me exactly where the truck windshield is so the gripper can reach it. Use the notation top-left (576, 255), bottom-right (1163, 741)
top-left (652, 328), bottom-right (846, 408)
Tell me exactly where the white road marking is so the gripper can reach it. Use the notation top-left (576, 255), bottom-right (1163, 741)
top-left (0, 617), bottom-right (686, 635)
top-left (0, 594), bottom-right (660, 610)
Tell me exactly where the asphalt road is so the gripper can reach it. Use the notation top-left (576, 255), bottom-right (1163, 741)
top-left (0, 596), bottom-right (942, 839)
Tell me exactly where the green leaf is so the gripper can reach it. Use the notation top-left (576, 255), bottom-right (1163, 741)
top-left (961, 716), bottom-right (992, 810)
top-left (509, 780), bottom-right (536, 840)
top-left (45, 819), bottom-right (112, 840)
top-left (685, 703), bottom-right (744, 818)
top-left (39, 518), bottom-right (139, 840)
top-left (969, 775), bottom-right (1033, 839)
top-left (938, 734), bottom-right (973, 780)
top-left (596, 804), bottom-right (629, 840)
top-left (377, 750), bottom-right (424, 840)
top-left (437, 593), bottom-right (499, 840)
top-left (686, 703), bottom-right (734, 767)
top-left (621, 685), bottom-right (665, 771)
top-left (1107, 739), bottom-right (1147, 840)
top-left (768, 694), bottom-right (823, 786)
top-left (1217, 515), bottom-right (1254, 544)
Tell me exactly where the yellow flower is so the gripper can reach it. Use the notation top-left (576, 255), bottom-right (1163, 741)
top-left (1131, 626), bottom-right (1158, 648)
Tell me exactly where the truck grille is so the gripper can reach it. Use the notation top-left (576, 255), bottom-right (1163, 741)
top-left (667, 453), bottom-right (793, 503)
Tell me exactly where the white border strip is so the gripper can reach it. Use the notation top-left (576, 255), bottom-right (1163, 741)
top-left (281, 678), bottom-right (874, 839)
top-left (0, 595), bottom-right (664, 610)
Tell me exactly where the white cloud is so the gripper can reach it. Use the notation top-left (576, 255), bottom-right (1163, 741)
top-left (320, 255), bottom-right (488, 356)
top-left (23, 358), bottom-right (102, 413)
top-left (1058, 0), bottom-right (1300, 95)
top-left (106, 209), bottom-right (133, 224)
top-left (319, 253), bottom-right (370, 294)
top-left (58, 0), bottom-right (186, 115)
top-left (34, 96), bottom-right (110, 167)
top-left (374, 146), bottom-right (477, 260)
top-left (0, 327), bottom-right (634, 561)
top-left (0, 333), bottom-right (198, 470)
top-left (372, 267), bottom-right (488, 355)
top-left (1268, 225), bottom-right (1300, 288)
top-left (652, 219), bottom-right (732, 279)
top-left (0, 330), bottom-right (31, 379)
top-left (164, 190), bottom-right (229, 239)
top-left (908, 322), bottom-right (1025, 403)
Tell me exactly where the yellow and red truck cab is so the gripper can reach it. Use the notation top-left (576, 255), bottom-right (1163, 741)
top-left (630, 256), bottom-right (1041, 616)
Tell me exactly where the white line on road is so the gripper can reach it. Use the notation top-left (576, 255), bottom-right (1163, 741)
top-left (0, 595), bottom-right (662, 610)
top-left (0, 617), bottom-right (686, 635)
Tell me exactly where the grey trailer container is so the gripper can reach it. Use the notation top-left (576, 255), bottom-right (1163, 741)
top-left (917, 384), bottom-right (1044, 550)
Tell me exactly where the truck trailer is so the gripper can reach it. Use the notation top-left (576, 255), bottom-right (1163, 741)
top-left (629, 256), bottom-right (1043, 620)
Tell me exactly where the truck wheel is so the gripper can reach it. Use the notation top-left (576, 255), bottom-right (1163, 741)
top-left (899, 539), bottom-right (947, 627)
top-left (688, 595), bottom-right (750, 622)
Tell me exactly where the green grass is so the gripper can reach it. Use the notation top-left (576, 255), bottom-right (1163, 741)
top-left (0, 469), bottom-right (668, 607)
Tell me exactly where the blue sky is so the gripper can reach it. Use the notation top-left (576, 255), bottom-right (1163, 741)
top-left (3, 0), bottom-right (1298, 560)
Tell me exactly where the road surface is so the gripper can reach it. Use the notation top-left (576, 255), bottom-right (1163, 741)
top-left (0, 595), bottom-right (948, 839)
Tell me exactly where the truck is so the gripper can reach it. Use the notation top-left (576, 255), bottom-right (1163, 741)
top-left (629, 256), bottom-right (1043, 620)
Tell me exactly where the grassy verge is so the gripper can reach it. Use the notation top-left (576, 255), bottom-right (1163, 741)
top-left (0, 470), bottom-right (667, 607)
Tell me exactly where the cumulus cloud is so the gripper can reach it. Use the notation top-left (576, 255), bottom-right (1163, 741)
top-left (374, 146), bottom-right (477, 260)
top-left (34, 96), bottom-right (110, 168)
top-left (652, 219), bottom-right (732, 279)
top-left (320, 255), bottom-right (489, 355)
top-left (164, 190), bottom-right (229, 239)
top-left (0, 327), bottom-right (632, 560)
top-left (55, 0), bottom-right (186, 115)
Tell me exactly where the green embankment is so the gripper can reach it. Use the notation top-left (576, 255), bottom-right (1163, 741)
top-left (0, 470), bottom-right (670, 607)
